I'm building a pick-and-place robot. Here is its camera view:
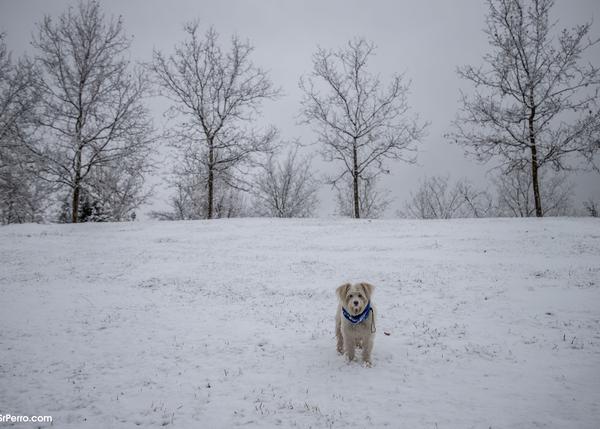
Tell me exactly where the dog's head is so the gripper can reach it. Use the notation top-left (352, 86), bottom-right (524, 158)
top-left (336, 282), bottom-right (374, 316)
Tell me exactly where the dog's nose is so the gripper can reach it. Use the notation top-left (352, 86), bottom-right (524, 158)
top-left (353, 300), bottom-right (359, 306)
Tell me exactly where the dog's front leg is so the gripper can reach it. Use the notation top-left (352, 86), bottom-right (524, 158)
top-left (336, 318), bottom-right (344, 354)
top-left (344, 335), bottom-right (355, 361)
top-left (362, 337), bottom-right (373, 366)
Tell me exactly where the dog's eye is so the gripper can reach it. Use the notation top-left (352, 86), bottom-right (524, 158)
top-left (348, 294), bottom-right (353, 298)
top-left (358, 294), bottom-right (363, 298)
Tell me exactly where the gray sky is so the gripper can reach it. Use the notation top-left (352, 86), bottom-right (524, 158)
top-left (1, 0), bottom-right (599, 217)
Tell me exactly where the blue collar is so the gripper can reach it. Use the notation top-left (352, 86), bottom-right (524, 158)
top-left (342, 302), bottom-right (372, 324)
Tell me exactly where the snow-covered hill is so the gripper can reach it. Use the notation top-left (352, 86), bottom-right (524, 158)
top-left (1, 218), bottom-right (599, 428)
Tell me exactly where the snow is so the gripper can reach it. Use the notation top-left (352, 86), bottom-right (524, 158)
top-left (1, 217), bottom-right (599, 428)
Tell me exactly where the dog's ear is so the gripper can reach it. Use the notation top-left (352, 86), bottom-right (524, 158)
top-left (336, 283), bottom-right (351, 301)
top-left (359, 282), bottom-right (374, 299)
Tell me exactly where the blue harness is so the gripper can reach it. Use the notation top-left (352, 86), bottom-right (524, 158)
top-left (342, 302), bottom-right (372, 325)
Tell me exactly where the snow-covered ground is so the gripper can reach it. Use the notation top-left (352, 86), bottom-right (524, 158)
top-left (1, 218), bottom-right (599, 428)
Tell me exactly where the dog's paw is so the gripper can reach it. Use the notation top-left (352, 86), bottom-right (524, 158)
top-left (363, 361), bottom-right (372, 368)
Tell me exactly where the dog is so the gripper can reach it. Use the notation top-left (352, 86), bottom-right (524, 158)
top-left (335, 282), bottom-right (376, 366)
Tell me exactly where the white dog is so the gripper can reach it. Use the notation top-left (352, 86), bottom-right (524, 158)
top-left (335, 282), bottom-right (376, 366)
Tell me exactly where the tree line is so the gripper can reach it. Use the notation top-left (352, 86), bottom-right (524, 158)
top-left (1, 0), bottom-right (598, 224)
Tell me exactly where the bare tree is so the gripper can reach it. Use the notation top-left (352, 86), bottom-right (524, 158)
top-left (456, 180), bottom-right (494, 218)
top-left (151, 23), bottom-right (279, 220)
top-left (151, 145), bottom-right (247, 221)
top-left (1, 153), bottom-right (50, 224)
top-left (213, 186), bottom-right (247, 219)
top-left (0, 33), bottom-right (49, 224)
top-left (154, 179), bottom-right (246, 221)
top-left (252, 145), bottom-right (319, 218)
top-left (493, 168), bottom-right (573, 217)
top-left (449, 0), bottom-right (600, 217)
top-left (402, 176), bottom-right (464, 219)
top-left (149, 182), bottom-right (193, 221)
top-left (402, 175), bottom-right (493, 219)
top-left (300, 38), bottom-right (427, 219)
top-left (0, 34), bottom-right (36, 144)
top-left (27, 0), bottom-right (154, 223)
top-left (83, 155), bottom-right (152, 221)
top-left (336, 175), bottom-right (390, 219)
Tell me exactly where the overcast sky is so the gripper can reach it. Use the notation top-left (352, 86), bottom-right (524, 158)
top-left (1, 0), bottom-right (599, 217)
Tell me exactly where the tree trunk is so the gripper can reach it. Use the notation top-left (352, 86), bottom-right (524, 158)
top-left (207, 140), bottom-right (214, 220)
top-left (528, 105), bottom-right (543, 217)
top-left (352, 139), bottom-right (360, 219)
top-left (6, 196), bottom-right (14, 224)
top-left (530, 147), bottom-right (542, 217)
top-left (72, 148), bottom-right (82, 223)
